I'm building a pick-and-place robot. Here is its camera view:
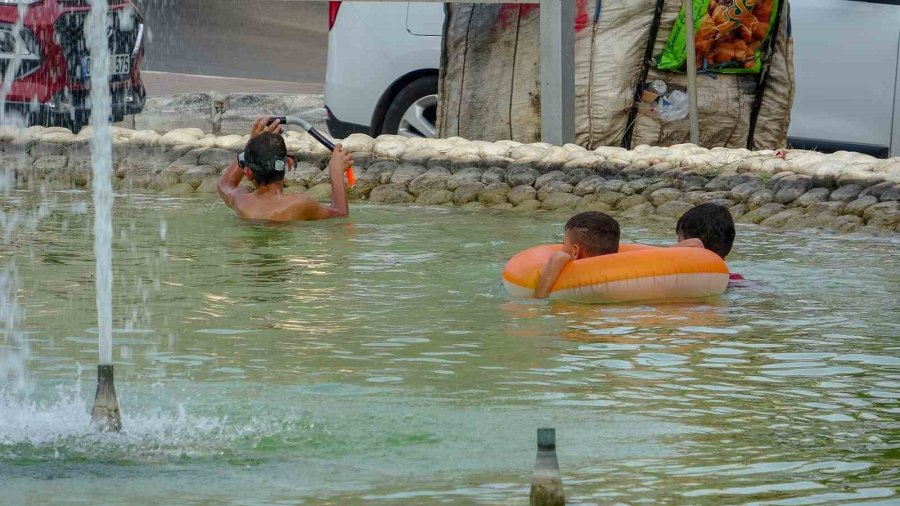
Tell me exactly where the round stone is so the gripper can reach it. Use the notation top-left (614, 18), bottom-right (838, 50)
top-left (761, 208), bottom-right (805, 228)
top-left (705, 172), bottom-right (752, 191)
top-left (513, 199), bottom-right (543, 211)
top-left (447, 168), bottom-right (484, 190)
top-left (507, 166), bottom-right (541, 187)
top-left (832, 215), bottom-right (863, 233)
top-left (794, 188), bottom-right (831, 207)
top-left (685, 191), bottom-right (731, 205)
top-left (676, 175), bottom-right (709, 191)
top-left (863, 201), bottom-right (900, 228)
top-left (481, 167), bottom-right (507, 185)
top-left (830, 184), bottom-right (863, 202)
top-left (408, 167), bottom-right (451, 195)
top-left (508, 185), bottom-right (538, 205)
top-left (575, 196), bottom-right (613, 212)
top-left (845, 196), bottom-right (879, 216)
top-left (478, 182), bottom-right (511, 206)
top-left (807, 201), bottom-right (846, 216)
top-left (741, 203), bottom-right (786, 224)
top-left (600, 179), bottom-right (626, 192)
top-left (537, 181), bottom-right (574, 200)
top-left (565, 168), bottom-right (594, 185)
top-left (535, 170), bottom-right (566, 190)
top-left (858, 181), bottom-right (893, 199)
top-left (880, 185), bottom-right (900, 202)
top-left (648, 188), bottom-right (685, 207)
top-left (573, 176), bottom-right (606, 197)
top-left (730, 179), bottom-right (766, 202)
top-left (772, 175), bottom-right (813, 204)
top-left (617, 194), bottom-right (648, 210)
top-left (389, 164), bottom-right (427, 185)
top-left (621, 178), bottom-right (652, 195)
top-left (747, 189), bottom-right (775, 210)
top-left (656, 200), bottom-right (695, 218)
top-left (541, 193), bottom-right (581, 211)
top-left (416, 189), bottom-right (454, 205)
top-left (370, 184), bottom-right (414, 203)
top-left (453, 182), bottom-right (486, 205)
top-left (729, 204), bottom-right (747, 219)
top-left (622, 203), bottom-right (656, 217)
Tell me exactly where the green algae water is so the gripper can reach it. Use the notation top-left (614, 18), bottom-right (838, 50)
top-left (1, 191), bottom-right (898, 505)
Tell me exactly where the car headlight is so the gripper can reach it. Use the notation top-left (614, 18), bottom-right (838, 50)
top-left (0, 25), bottom-right (40, 61)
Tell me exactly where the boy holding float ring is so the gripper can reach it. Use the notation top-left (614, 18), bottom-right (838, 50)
top-left (217, 117), bottom-right (354, 222)
top-left (532, 212), bottom-right (621, 299)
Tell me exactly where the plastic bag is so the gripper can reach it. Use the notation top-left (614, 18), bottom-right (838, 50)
top-left (658, 90), bottom-right (690, 121)
top-left (658, 0), bottom-right (780, 74)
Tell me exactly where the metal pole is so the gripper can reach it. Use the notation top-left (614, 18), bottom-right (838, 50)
top-left (540, 0), bottom-right (575, 146)
top-left (683, 0), bottom-right (700, 144)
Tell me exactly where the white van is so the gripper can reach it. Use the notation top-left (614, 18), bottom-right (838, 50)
top-left (325, 0), bottom-right (900, 157)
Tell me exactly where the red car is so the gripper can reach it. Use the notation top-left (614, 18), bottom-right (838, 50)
top-left (0, 0), bottom-right (146, 132)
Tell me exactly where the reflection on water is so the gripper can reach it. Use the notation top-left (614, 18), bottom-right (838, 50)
top-left (1, 191), bottom-right (898, 505)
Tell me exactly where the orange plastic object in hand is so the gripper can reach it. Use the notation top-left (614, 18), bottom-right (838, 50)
top-left (346, 166), bottom-right (357, 187)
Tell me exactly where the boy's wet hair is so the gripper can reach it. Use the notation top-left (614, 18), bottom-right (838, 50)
top-left (676, 203), bottom-right (735, 259)
top-left (565, 211), bottom-right (620, 256)
top-left (244, 132), bottom-right (288, 186)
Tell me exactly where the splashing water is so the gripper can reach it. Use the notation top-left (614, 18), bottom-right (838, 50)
top-left (0, 383), bottom-right (246, 460)
top-left (0, 0), bottom-right (31, 395)
top-left (0, 268), bottom-right (28, 394)
top-left (86, 0), bottom-right (114, 366)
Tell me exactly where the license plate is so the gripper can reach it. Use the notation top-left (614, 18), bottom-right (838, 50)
top-left (81, 54), bottom-right (131, 79)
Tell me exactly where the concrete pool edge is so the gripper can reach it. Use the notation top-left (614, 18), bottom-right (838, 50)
top-left (2, 126), bottom-right (898, 234)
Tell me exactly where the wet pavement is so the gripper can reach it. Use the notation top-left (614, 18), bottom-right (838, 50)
top-left (135, 0), bottom-right (328, 93)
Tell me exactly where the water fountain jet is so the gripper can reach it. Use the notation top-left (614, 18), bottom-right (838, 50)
top-left (91, 364), bottom-right (121, 431)
top-left (85, 0), bottom-right (120, 432)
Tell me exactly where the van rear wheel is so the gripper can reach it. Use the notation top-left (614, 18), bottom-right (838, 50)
top-left (382, 75), bottom-right (438, 138)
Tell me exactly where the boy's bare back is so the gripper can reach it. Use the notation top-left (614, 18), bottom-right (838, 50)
top-left (217, 117), bottom-right (353, 222)
top-left (229, 187), bottom-right (338, 222)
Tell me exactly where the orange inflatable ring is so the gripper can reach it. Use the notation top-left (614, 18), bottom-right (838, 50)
top-left (502, 244), bottom-right (729, 303)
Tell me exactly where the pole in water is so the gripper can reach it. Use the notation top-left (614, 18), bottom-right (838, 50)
top-left (684, 0), bottom-right (701, 144)
top-left (91, 364), bottom-right (121, 432)
top-left (530, 428), bottom-right (565, 506)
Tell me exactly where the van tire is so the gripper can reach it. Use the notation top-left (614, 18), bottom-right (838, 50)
top-left (381, 75), bottom-right (438, 138)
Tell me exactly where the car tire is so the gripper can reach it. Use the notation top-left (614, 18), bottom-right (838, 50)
top-left (381, 75), bottom-right (438, 138)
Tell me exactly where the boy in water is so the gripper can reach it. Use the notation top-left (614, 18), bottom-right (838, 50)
top-left (533, 212), bottom-right (621, 298)
top-left (217, 117), bottom-right (353, 221)
top-left (674, 203), bottom-right (742, 281)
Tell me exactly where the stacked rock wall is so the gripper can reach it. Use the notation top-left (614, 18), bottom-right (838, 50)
top-left (2, 126), bottom-right (899, 234)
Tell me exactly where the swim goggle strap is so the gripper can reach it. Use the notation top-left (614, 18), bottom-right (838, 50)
top-left (238, 150), bottom-right (286, 172)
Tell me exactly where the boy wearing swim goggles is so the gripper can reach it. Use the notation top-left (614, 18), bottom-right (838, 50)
top-left (217, 117), bottom-right (352, 221)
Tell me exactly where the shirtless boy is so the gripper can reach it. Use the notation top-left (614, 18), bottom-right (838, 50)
top-left (217, 117), bottom-right (353, 221)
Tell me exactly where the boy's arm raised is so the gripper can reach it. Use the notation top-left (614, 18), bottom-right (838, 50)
top-left (323, 144), bottom-right (352, 218)
top-left (217, 159), bottom-right (248, 210)
top-left (533, 251), bottom-right (572, 299)
top-left (289, 146), bottom-right (352, 220)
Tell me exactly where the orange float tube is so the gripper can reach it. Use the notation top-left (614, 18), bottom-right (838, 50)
top-left (502, 244), bottom-right (729, 303)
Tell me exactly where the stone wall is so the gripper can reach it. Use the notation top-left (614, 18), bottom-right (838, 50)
top-left (114, 93), bottom-right (326, 135)
top-left (2, 126), bottom-right (899, 235)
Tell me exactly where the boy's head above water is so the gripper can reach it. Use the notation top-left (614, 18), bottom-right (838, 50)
top-left (242, 132), bottom-right (293, 186)
top-left (563, 211), bottom-right (620, 259)
top-left (676, 203), bottom-right (735, 259)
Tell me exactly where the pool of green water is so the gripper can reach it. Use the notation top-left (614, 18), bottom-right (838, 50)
top-left (1, 190), bottom-right (898, 505)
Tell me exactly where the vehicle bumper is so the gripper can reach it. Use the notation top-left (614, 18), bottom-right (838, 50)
top-left (4, 83), bottom-right (145, 124)
top-left (326, 107), bottom-right (370, 139)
